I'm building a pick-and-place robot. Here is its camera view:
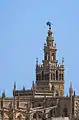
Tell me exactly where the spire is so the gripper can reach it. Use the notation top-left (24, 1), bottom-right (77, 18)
top-left (13, 81), bottom-right (16, 96)
top-left (70, 82), bottom-right (72, 91)
top-left (14, 81), bottom-right (16, 91)
top-left (69, 81), bottom-right (73, 96)
top-left (17, 92), bottom-right (19, 108)
top-left (62, 57), bottom-right (64, 66)
top-left (69, 81), bottom-right (73, 120)
top-left (32, 81), bottom-right (35, 97)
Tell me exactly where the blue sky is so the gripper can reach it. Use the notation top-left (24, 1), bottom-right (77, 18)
top-left (0, 0), bottom-right (79, 96)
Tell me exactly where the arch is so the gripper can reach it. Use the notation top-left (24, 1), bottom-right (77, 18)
top-left (56, 70), bottom-right (58, 80)
top-left (38, 111), bottom-right (42, 118)
top-left (52, 84), bottom-right (54, 91)
top-left (16, 113), bottom-right (23, 120)
top-left (32, 111), bottom-right (43, 119)
top-left (48, 108), bottom-right (55, 118)
top-left (54, 88), bottom-right (60, 96)
top-left (17, 114), bottom-right (22, 120)
top-left (42, 110), bottom-right (46, 120)
top-left (55, 90), bottom-right (59, 96)
top-left (33, 113), bottom-right (37, 119)
top-left (8, 101), bottom-right (12, 108)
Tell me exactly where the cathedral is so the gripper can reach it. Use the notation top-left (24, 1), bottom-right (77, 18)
top-left (0, 22), bottom-right (79, 120)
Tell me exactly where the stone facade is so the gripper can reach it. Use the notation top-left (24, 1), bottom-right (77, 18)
top-left (0, 22), bottom-right (79, 120)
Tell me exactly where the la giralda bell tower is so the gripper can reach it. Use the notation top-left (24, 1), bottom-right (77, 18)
top-left (36, 22), bottom-right (64, 96)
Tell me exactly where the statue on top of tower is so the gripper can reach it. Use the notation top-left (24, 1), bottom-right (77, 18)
top-left (46, 21), bottom-right (52, 29)
top-left (46, 21), bottom-right (54, 38)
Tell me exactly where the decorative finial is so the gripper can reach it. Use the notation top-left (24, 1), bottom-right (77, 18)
top-left (14, 81), bottom-right (16, 91)
top-left (66, 93), bottom-right (68, 97)
top-left (62, 57), bottom-right (64, 66)
top-left (23, 86), bottom-right (25, 91)
top-left (69, 81), bottom-right (73, 96)
top-left (74, 91), bottom-right (75, 96)
top-left (70, 81), bottom-right (72, 89)
top-left (46, 21), bottom-right (52, 29)
top-left (2, 91), bottom-right (5, 98)
top-left (32, 81), bottom-right (35, 90)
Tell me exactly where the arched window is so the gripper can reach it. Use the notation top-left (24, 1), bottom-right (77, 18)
top-left (53, 73), bottom-right (55, 80)
top-left (56, 71), bottom-right (58, 80)
top-left (33, 113), bottom-right (37, 119)
top-left (59, 74), bottom-right (61, 80)
top-left (54, 108), bottom-right (55, 115)
top-left (62, 74), bottom-right (64, 80)
top-left (50, 110), bottom-right (53, 117)
top-left (45, 73), bottom-right (49, 80)
top-left (38, 74), bottom-right (41, 80)
top-left (55, 90), bottom-right (59, 96)
top-left (42, 71), bottom-right (44, 80)
top-left (52, 84), bottom-right (54, 91)
top-left (48, 109), bottom-right (55, 118)
top-left (38, 111), bottom-right (42, 118)
top-left (51, 73), bottom-right (52, 80)
top-left (38, 103), bottom-right (41, 107)
top-left (52, 53), bottom-right (54, 60)
top-left (17, 114), bottom-right (22, 120)
top-left (36, 74), bottom-right (38, 81)
top-left (52, 56), bottom-right (54, 60)
top-left (45, 54), bottom-right (47, 60)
